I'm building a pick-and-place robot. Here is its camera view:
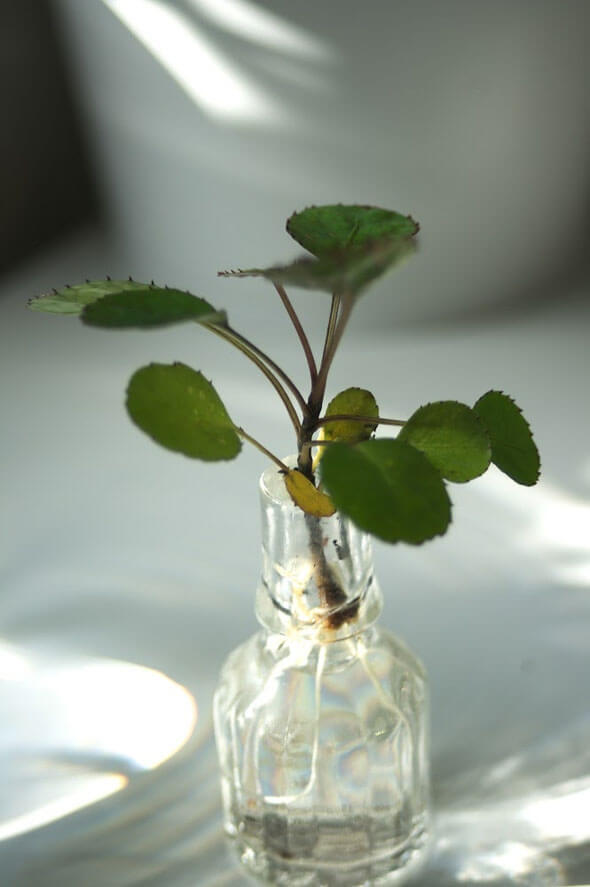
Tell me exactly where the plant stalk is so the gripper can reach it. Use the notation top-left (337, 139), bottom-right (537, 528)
top-left (297, 293), bottom-right (344, 477)
top-left (295, 291), bottom-right (360, 621)
top-left (235, 427), bottom-right (288, 472)
top-left (309, 292), bottom-right (354, 416)
top-left (224, 323), bottom-right (310, 417)
top-left (274, 284), bottom-right (317, 385)
top-left (314, 414), bottom-right (406, 430)
top-left (319, 293), bottom-right (341, 379)
top-left (305, 511), bottom-right (348, 615)
top-left (203, 322), bottom-right (302, 435)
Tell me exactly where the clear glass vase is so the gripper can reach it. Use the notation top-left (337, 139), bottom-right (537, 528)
top-left (213, 463), bottom-right (430, 886)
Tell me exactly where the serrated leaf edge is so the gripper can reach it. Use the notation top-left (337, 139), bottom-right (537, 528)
top-left (321, 439), bottom-right (453, 546)
top-left (30, 277), bottom-right (207, 305)
top-left (473, 389), bottom-right (541, 484)
top-left (285, 203), bottom-right (421, 246)
top-left (398, 399), bottom-right (492, 484)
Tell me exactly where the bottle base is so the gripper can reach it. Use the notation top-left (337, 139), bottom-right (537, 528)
top-left (227, 811), bottom-right (429, 886)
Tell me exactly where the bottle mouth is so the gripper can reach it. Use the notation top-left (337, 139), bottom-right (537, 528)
top-left (259, 457), bottom-right (296, 505)
top-left (257, 460), bottom-right (382, 640)
top-left (257, 579), bottom-right (382, 642)
top-left (264, 576), bottom-right (362, 627)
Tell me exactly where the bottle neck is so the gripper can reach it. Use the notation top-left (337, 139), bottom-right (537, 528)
top-left (255, 462), bottom-right (382, 642)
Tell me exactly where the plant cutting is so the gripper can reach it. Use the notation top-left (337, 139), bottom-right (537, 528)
top-left (29, 204), bottom-right (540, 886)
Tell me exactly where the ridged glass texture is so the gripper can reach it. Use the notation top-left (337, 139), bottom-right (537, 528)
top-left (213, 464), bottom-right (430, 886)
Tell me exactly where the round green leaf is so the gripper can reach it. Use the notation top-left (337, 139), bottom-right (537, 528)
top-left (320, 438), bottom-right (451, 544)
top-left (219, 257), bottom-right (340, 293)
top-left (323, 388), bottom-right (379, 443)
top-left (82, 286), bottom-right (225, 328)
top-left (473, 390), bottom-right (540, 486)
top-left (219, 237), bottom-right (416, 296)
top-left (398, 401), bottom-right (491, 483)
top-left (286, 205), bottom-right (419, 258)
top-left (28, 279), bottom-right (151, 315)
top-left (126, 362), bottom-right (241, 461)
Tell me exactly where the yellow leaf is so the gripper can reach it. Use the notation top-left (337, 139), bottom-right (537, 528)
top-left (324, 387), bottom-right (378, 443)
top-left (284, 469), bottom-right (336, 518)
top-left (311, 428), bottom-right (326, 472)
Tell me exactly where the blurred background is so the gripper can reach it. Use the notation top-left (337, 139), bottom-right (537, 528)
top-left (1, 1), bottom-right (589, 885)
top-left (2, 0), bottom-right (590, 325)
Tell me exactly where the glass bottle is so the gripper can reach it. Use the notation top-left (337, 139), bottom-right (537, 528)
top-left (213, 463), bottom-right (430, 886)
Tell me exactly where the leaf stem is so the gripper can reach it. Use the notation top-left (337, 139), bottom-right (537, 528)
top-left (319, 293), bottom-right (340, 380)
top-left (297, 292), bottom-right (347, 479)
top-left (235, 426), bottom-right (288, 471)
top-left (203, 322), bottom-right (302, 434)
top-left (224, 323), bottom-right (310, 418)
top-left (274, 284), bottom-right (317, 384)
top-left (311, 292), bottom-right (354, 413)
top-left (324, 293), bottom-right (354, 370)
top-left (314, 414), bottom-right (406, 430)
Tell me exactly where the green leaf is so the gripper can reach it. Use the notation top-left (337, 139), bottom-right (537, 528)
top-left (218, 237), bottom-right (416, 295)
top-left (28, 279), bottom-right (151, 315)
top-left (126, 362), bottom-right (241, 461)
top-left (398, 401), bottom-right (491, 483)
top-left (320, 439), bottom-right (451, 544)
top-left (323, 387), bottom-right (379, 443)
top-left (29, 279), bottom-right (226, 327)
top-left (473, 390), bottom-right (540, 486)
top-left (82, 286), bottom-right (225, 328)
top-left (286, 204), bottom-right (419, 258)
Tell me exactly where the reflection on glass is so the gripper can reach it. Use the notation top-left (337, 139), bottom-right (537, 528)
top-left (481, 472), bottom-right (590, 590)
top-left (522, 780), bottom-right (590, 845)
top-left (48, 660), bottom-right (197, 770)
top-left (0, 650), bottom-right (197, 841)
top-left (0, 642), bottom-right (31, 681)
top-left (453, 840), bottom-right (563, 886)
top-left (10, 718), bottom-right (590, 886)
top-left (0, 774), bottom-right (127, 842)
top-left (429, 718), bottom-right (590, 886)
